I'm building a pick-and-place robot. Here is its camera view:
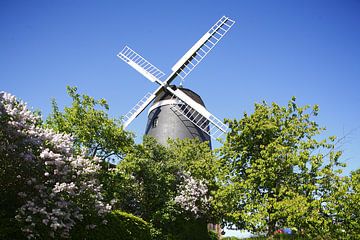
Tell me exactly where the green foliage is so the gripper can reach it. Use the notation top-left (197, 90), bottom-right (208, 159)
top-left (166, 218), bottom-right (213, 240)
top-left (328, 169), bottom-right (360, 239)
top-left (46, 86), bottom-right (134, 163)
top-left (342, 169), bottom-right (360, 237)
top-left (208, 230), bottom-right (218, 240)
top-left (45, 86), bottom-right (135, 203)
top-left (44, 87), bottom-right (222, 239)
top-left (71, 210), bottom-right (159, 240)
top-left (0, 215), bottom-right (24, 240)
top-left (0, 104), bottom-right (31, 240)
top-left (222, 237), bottom-right (241, 240)
top-left (218, 98), bottom-right (345, 237)
top-left (43, 88), bottom-right (359, 238)
top-left (112, 136), bottom-right (221, 239)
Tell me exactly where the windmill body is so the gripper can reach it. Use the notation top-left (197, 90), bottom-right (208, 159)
top-left (145, 86), bottom-right (211, 145)
top-left (118, 16), bottom-right (235, 143)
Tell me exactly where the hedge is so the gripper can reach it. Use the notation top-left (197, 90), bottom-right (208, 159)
top-left (71, 210), bottom-right (159, 240)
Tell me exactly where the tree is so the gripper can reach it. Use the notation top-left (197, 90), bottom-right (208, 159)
top-left (0, 92), bottom-right (111, 239)
top-left (113, 136), bottom-right (221, 239)
top-left (45, 86), bottom-right (134, 204)
top-left (46, 86), bottom-right (134, 163)
top-left (329, 169), bottom-right (360, 239)
top-left (45, 87), bottom-right (222, 239)
top-left (218, 97), bottom-right (345, 237)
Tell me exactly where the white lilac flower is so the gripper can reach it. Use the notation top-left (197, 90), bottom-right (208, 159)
top-left (0, 92), bottom-right (112, 239)
top-left (174, 172), bottom-right (211, 217)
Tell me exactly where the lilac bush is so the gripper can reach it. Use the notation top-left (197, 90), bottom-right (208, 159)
top-left (0, 92), bottom-right (111, 238)
top-left (174, 172), bottom-right (211, 217)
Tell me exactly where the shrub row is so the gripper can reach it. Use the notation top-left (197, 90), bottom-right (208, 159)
top-left (71, 210), bottom-right (159, 240)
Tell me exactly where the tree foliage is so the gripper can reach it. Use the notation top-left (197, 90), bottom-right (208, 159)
top-left (112, 136), bottom-right (221, 239)
top-left (4, 86), bottom-right (359, 239)
top-left (218, 97), bottom-right (345, 237)
top-left (45, 86), bottom-right (135, 205)
top-left (44, 87), bottom-right (221, 239)
top-left (46, 86), bottom-right (133, 163)
top-left (329, 169), bottom-right (360, 238)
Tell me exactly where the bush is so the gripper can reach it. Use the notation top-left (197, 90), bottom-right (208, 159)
top-left (0, 215), bottom-right (24, 240)
top-left (208, 230), bottom-right (218, 240)
top-left (163, 216), bottom-right (214, 240)
top-left (71, 210), bottom-right (159, 240)
top-left (0, 92), bottom-right (110, 239)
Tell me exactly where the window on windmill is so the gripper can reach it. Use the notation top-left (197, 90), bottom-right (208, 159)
top-left (152, 117), bottom-right (158, 128)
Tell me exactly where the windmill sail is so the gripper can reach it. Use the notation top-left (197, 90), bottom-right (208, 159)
top-left (168, 16), bottom-right (235, 82)
top-left (122, 92), bottom-right (157, 129)
top-left (167, 88), bottom-right (228, 139)
top-left (118, 46), bottom-right (165, 83)
top-left (118, 16), bottom-right (234, 139)
top-left (171, 100), bottom-right (228, 139)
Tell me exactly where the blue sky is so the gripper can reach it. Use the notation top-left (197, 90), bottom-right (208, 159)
top-left (1, 1), bottom-right (360, 235)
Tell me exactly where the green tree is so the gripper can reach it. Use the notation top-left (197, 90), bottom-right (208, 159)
top-left (113, 136), bottom-right (221, 239)
top-left (46, 86), bottom-right (134, 163)
top-left (45, 86), bottom-right (134, 204)
top-left (218, 97), bottom-right (344, 238)
top-left (329, 169), bottom-right (360, 239)
top-left (45, 87), bottom-right (222, 239)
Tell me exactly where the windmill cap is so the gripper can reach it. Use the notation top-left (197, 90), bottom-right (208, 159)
top-left (148, 86), bottom-right (206, 116)
top-left (153, 85), bottom-right (206, 106)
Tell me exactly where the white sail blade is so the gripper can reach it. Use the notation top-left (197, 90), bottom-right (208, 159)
top-left (122, 92), bottom-right (157, 129)
top-left (118, 46), bottom-right (165, 83)
top-left (168, 88), bottom-right (228, 139)
top-left (168, 16), bottom-right (235, 82)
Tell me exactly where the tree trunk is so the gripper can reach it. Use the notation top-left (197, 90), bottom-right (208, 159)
top-left (268, 218), bottom-right (276, 236)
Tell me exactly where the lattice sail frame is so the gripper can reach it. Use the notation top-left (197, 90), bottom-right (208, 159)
top-left (121, 92), bottom-right (156, 129)
top-left (170, 16), bottom-right (235, 81)
top-left (170, 95), bottom-right (228, 139)
top-left (118, 46), bottom-right (165, 83)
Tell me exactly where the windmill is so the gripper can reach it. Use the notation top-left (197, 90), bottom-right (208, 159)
top-left (118, 16), bottom-right (235, 144)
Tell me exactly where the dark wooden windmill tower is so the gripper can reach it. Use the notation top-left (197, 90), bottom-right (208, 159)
top-left (118, 16), bottom-right (235, 145)
top-left (145, 87), bottom-right (211, 145)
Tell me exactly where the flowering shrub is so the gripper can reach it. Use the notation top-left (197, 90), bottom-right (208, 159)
top-left (174, 172), bottom-right (211, 217)
top-left (0, 92), bottom-right (111, 238)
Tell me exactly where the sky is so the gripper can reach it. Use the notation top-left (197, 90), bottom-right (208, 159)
top-left (1, 0), bottom-right (360, 236)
